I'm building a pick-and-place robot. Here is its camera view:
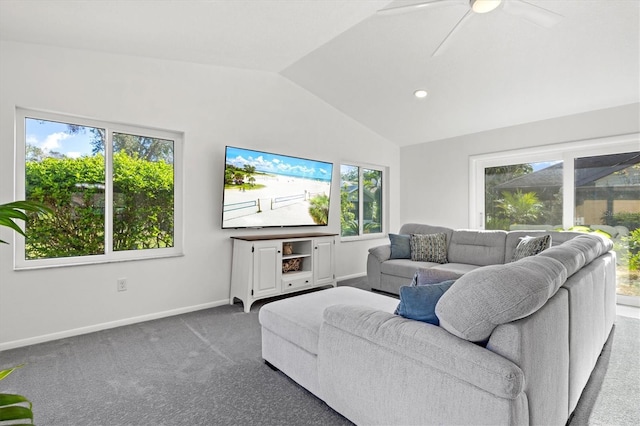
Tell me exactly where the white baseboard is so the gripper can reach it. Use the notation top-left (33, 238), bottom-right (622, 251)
top-left (0, 298), bottom-right (230, 351)
top-left (337, 272), bottom-right (366, 282)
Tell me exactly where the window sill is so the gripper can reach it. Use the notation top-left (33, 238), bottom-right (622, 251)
top-left (13, 251), bottom-right (184, 271)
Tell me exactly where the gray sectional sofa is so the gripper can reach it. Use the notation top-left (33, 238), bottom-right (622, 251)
top-left (367, 223), bottom-right (589, 295)
top-left (259, 224), bottom-right (616, 425)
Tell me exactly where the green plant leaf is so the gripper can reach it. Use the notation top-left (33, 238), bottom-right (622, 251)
top-left (0, 201), bottom-right (53, 216)
top-left (0, 364), bottom-right (24, 381)
top-left (0, 393), bottom-right (32, 408)
top-left (0, 404), bottom-right (34, 422)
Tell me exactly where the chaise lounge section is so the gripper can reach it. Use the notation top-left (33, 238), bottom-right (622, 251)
top-left (259, 225), bottom-right (616, 425)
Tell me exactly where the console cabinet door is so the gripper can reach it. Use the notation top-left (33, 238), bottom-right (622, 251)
top-left (314, 237), bottom-right (335, 285)
top-left (253, 243), bottom-right (281, 298)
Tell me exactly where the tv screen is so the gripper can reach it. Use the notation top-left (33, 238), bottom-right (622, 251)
top-left (222, 146), bottom-right (333, 229)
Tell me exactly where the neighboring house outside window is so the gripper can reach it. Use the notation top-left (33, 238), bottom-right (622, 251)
top-left (470, 134), bottom-right (640, 304)
top-left (14, 108), bottom-right (183, 269)
top-left (340, 163), bottom-right (384, 239)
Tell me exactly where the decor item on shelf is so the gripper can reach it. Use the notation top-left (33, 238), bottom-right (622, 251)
top-left (283, 242), bottom-right (293, 255)
top-left (282, 257), bottom-right (301, 273)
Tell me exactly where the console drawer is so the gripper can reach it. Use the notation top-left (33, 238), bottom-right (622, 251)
top-left (282, 275), bottom-right (312, 293)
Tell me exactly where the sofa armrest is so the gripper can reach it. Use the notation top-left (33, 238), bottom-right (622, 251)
top-left (320, 305), bottom-right (524, 400)
top-left (368, 244), bottom-right (391, 262)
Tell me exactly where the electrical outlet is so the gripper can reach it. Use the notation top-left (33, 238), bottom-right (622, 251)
top-left (117, 278), bottom-right (127, 292)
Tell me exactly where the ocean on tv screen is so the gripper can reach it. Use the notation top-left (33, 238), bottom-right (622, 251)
top-left (222, 147), bottom-right (333, 228)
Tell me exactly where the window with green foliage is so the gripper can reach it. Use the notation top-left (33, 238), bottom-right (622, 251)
top-left (15, 109), bottom-right (182, 268)
top-left (470, 134), bottom-right (639, 302)
top-left (340, 164), bottom-right (383, 238)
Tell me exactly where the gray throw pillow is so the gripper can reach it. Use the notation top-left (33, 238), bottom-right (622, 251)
top-left (511, 234), bottom-right (551, 262)
top-left (410, 233), bottom-right (448, 264)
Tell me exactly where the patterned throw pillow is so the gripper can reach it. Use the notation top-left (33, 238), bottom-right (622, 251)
top-left (410, 233), bottom-right (448, 264)
top-left (511, 234), bottom-right (552, 262)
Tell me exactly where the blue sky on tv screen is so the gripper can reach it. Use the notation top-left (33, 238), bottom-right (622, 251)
top-left (226, 146), bottom-right (332, 182)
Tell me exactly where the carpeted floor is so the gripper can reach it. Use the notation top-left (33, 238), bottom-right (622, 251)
top-left (1, 281), bottom-right (638, 425)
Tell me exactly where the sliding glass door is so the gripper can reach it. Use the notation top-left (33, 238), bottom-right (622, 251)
top-left (574, 152), bottom-right (640, 301)
top-left (484, 161), bottom-right (563, 231)
top-left (470, 134), bottom-right (639, 305)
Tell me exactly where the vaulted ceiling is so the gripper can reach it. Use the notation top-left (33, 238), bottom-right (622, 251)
top-left (1, 0), bottom-right (638, 146)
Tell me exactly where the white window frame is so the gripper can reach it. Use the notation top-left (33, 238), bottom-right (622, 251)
top-left (469, 133), bottom-right (640, 230)
top-left (339, 161), bottom-right (388, 241)
top-left (470, 133), bottom-right (640, 306)
top-left (14, 108), bottom-right (184, 269)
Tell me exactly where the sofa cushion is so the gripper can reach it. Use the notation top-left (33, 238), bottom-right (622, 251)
top-left (411, 268), bottom-right (464, 286)
top-left (564, 234), bottom-right (612, 264)
top-left (537, 244), bottom-right (585, 277)
top-left (389, 233), bottom-right (411, 259)
top-left (447, 230), bottom-right (507, 266)
top-left (395, 280), bottom-right (456, 325)
top-left (435, 256), bottom-right (568, 342)
top-left (381, 259), bottom-right (439, 279)
top-left (259, 287), bottom-right (398, 356)
top-left (399, 223), bottom-right (454, 243)
top-left (537, 234), bottom-right (612, 277)
top-left (410, 233), bottom-right (448, 263)
top-left (511, 234), bottom-right (551, 262)
top-left (429, 263), bottom-right (480, 276)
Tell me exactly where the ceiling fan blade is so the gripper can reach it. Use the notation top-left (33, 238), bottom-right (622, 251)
top-left (502, 0), bottom-right (563, 28)
top-left (432, 9), bottom-right (473, 57)
top-left (377, 0), bottom-right (466, 16)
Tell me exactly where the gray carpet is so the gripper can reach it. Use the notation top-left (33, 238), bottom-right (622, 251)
top-left (0, 281), bottom-right (638, 425)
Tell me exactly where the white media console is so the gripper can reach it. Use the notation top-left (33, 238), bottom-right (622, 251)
top-left (230, 232), bottom-right (337, 312)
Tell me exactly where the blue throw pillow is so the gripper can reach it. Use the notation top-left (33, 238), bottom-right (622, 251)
top-left (394, 280), bottom-right (456, 325)
top-left (389, 233), bottom-right (411, 259)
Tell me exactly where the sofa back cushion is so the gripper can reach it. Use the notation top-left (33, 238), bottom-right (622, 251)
top-left (538, 233), bottom-right (613, 277)
top-left (399, 223), bottom-right (454, 246)
top-left (447, 230), bottom-right (507, 266)
top-left (435, 256), bottom-right (568, 342)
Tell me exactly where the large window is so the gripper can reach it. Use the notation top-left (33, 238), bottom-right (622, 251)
top-left (14, 109), bottom-right (183, 268)
top-left (470, 134), bottom-right (639, 304)
top-left (340, 164), bottom-right (384, 238)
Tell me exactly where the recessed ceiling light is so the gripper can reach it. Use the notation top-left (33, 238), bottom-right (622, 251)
top-left (414, 90), bottom-right (428, 99)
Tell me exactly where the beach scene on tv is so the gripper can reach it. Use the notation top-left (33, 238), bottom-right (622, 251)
top-left (222, 147), bottom-right (333, 228)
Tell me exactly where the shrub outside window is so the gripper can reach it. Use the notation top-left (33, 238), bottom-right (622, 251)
top-left (340, 163), bottom-right (384, 238)
top-left (14, 109), bottom-right (183, 268)
top-left (470, 134), bottom-right (639, 302)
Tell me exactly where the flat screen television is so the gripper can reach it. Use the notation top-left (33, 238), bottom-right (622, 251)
top-left (221, 146), bottom-right (333, 229)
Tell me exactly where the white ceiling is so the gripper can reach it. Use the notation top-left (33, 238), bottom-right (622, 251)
top-left (1, 0), bottom-right (638, 146)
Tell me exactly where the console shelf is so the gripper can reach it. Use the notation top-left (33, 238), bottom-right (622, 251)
top-left (230, 233), bottom-right (337, 312)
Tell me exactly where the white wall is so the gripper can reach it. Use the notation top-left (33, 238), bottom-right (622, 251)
top-left (0, 41), bottom-right (399, 349)
top-left (400, 103), bottom-right (640, 229)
